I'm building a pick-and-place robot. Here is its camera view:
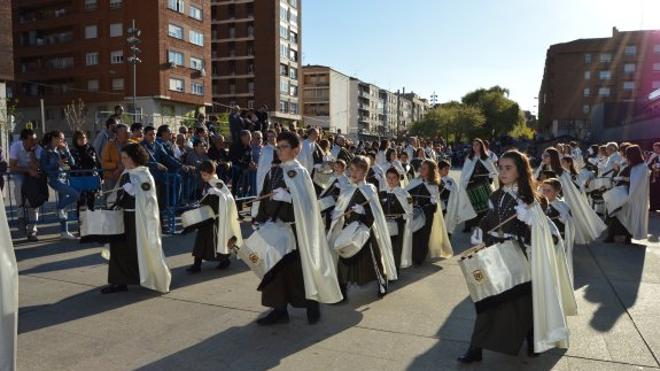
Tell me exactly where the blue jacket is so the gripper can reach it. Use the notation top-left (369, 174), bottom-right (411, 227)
top-left (40, 146), bottom-right (75, 181)
top-left (140, 140), bottom-right (181, 179)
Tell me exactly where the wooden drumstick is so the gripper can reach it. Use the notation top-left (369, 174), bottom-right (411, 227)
top-left (241, 192), bottom-right (275, 206)
top-left (340, 200), bottom-right (370, 218)
top-left (486, 214), bottom-right (518, 234)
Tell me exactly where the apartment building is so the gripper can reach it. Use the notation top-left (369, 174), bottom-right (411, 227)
top-left (301, 65), bottom-right (350, 134)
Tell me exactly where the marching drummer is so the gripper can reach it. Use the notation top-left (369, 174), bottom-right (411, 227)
top-left (318, 160), bottom-right (349, 231)
top-left (460, 150), bottom-right (575, 364)
top-left (460, 139), bottom-right (498, 233)
top-left (186, 160), bottom-right (242, 273)
top-left (541, 178), bottom-right (575, 283)
top-left (379, 167), bottom-right (413, 273)
top-left (437, 159), bottom-right (476, 240)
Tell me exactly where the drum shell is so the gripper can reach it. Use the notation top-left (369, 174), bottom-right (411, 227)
top-left (181, 205), bottom-right (216, 229)
top-left (239, 221), bottom-right (296, 279)
top-left (79, 209), bottom-right (125, 243)
top-left (386, 219), bottom-right (399, 236)
top-left (603, 185), bottom-right (628, 213)
top-left (458, 240), bottom-right (531, 303)
top-left (588, 177), bottom-right (613, 192)
top-left (410, 208), bottom-right (426, 233)
top-left (334, 221), bottom-right (371, 258)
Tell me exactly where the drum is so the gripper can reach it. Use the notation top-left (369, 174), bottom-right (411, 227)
top-left (79, 209), bottom-right (125, 244)
top-left (237, 221), bottom-right (296, 279)
top-left (313, 162), bottom-right (335, 190)
top-left (466, 182), bottom-right (492, 214)
top-left (603, 185), bottom-right (628, 213)
top-left (181, 205), bottom-right (216, 234)
top-left (318, 195), bottom-right (336, 212)
top-left (334, 221), bottom-right (371, 258)
top-left (458, 240), bottom-right (532, 303)
top-left (386, 218), bottom-right (399, 236)
top-left (410, 207), bottom-right (426, 233)
top-left (588, 177), bottom-right (613, 192)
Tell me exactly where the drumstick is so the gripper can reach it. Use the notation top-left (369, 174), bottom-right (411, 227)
top-left (340, 200), bottom-right (370, 218)
top-left (241, 192), bottom-right (275, 206)
top-left (486, 214), bottom-right (518, 234)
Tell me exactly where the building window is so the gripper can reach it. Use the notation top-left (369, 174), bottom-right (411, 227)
top-left (653, 63), bottom-right (660, 71)
top-left (229, 83), bottom-right (235, 94)
top-left (247, 25), bottom-right (254, 37)
top-left (248, 81), bottom-right (254, 93)
top-left (584, 71), bottom-right (590, 80)
top-left (280, 64), bottom-right (288, 76)
top-left (168, 50), bottom-right (184, 66)
top-left (289, 31), bottom-right (297, 44)
top-left (624, 63), bottom-right (636, 74)
top-left (624, 45), bottom-right (637, 56)
top-left (110, 50), bottom-right (124, 64)
top-left (109, 0), bottom-right (122, 8)
top-left (191, 82), bottom-right (204, 95)
top-left (623, 81), bottom-right (635, 91)
top-left (289, 85), bottom-right (298, 97)
top-left (289, 0), bottom-right (297, 8)
top-left (280, 80), bottom-right (288, 94)
top-left (582, 104), bottom-right (590, 114)
top-left (598, 87), bottom-right (610, 97)
top-left (280, 25), bottom-right (288, 39)
top-left (248, 100), bottom-right (255, 109)
top-left (169, 78), bottom-right (184, 92)
top-left (84, 0), bottom-right (97, 10)
top-left (168, 0), bottom-right (184, 13)
top-left (190, 57), bottom-right (203, 70)
top-left (279, 5), bottom-right (288, 22)
top-left (112, 78), bottom-right (124, 91)
top-left (583, 88), bottom-right (590, 97)
top-left (289, 67), bottom-right (297, 80)
top-left (280, 44), bottom-right (288, 59)
top-left (87, 79), bottom-right (99, 91)
top-left (189, 5), bottom-right (202, 20)
top-left (584, 53), bottom-right (592, 64)
top-left (109, 23), bottom-right (123, 37)
top-left (86, 52), bottom-right (99, 66)
top-left (189, 30), bottom-right (204, 46)
top-left (289, 49), bottom-right (297, 62)
top-left (228, 27), bottom-right (235, 38)
top-left (599, 71), bottom-right (611, 80)
top-left (168, 24), bottom-right (184, 39)
top-left (247, 62), bottom-right (254, 73)
top-left (600, 53), bottom-right (612, 63)
top-left (84, 25), bottom-right (98, 39)
top-left (289, 102), bottom-right (298, 114)
top-left (280, 100), bottom-right (288, 113)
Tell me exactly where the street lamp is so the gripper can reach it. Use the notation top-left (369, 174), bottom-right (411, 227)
top-left (127, 19), bottom-right (142, 117)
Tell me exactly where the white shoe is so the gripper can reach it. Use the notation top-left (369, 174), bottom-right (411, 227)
top-left (60, 232), bottom-right (77, 240)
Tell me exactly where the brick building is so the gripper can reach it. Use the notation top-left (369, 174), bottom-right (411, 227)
top-left (538, 27), bottom-right (660, 140)
top-left (11, 0), bottom-right (212, 133)
top-left (1, 0), bottom-right (14, 152)
top-left (210, 0), bottom-right (302, 125)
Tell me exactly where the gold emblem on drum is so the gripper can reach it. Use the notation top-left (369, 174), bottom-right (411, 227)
top-left (248, 253), bottom-right (260, 264)
top-left (472, 270), bottom-right (485, 283)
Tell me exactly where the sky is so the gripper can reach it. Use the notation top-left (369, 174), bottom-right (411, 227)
top-left (301, 0), bottom-right (660, 115)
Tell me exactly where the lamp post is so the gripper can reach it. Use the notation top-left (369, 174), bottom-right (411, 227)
top-left (127, 19), bottom-right (142, 117)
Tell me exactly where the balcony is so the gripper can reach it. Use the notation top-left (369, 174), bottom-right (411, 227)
top-left (17, 6), bottom-right (71, 24)
top-left (20, 30), bottom-right (74, 47)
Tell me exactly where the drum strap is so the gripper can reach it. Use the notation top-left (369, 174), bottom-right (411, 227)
top-left (367, 240), bottom-right (387, 294)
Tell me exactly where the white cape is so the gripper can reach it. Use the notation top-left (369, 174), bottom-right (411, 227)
top-left (602, 152), bottom-right (623, 176)
top-left (328, 182), bottom-right (398, 280)
top-left (460, 156), bottom-right (499, 191)
top-left (384, 186), bottom-right (414, 271)
top-left (617, 164), bottom-right (650, 240)
top-left (280, 160), bottom-right (343, 303)
top-left (0, 194), bottom-right (18, 371)
top-left (442, 175), bottom-right (477, 233)
top-left (207, 177), bottom-right (244, 255)
top-left (297, 139), bottom-right (316, 174)
top-left (559, 172), bottom-right (606, 244)
top-left (529, 202), bottom-right (578, 353)
top-left (127, 167), bottom-right (172, 293)
top-left (550, 199), bottom-right (575, 285)
top-left (256, 145), bottom-right (274, 195)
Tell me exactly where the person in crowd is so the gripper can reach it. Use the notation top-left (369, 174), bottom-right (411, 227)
top-left (438, 159), bottom-right (475, 238)
top-left (379, 167), bottom-right (413, 273)
top-left (400, 152), bottom-right (414, 181)
top-left (229, 130), bottom-right (254, 197)
top-left (604, 145), bottom-right (650, 244)
top-left (404, 137), bottom-right (418, 162)
top-left (459, 150), bottom-right (576, 364)
top-left (541, 178), bottom-right (575, 284)
top-left (256, 104), bottom-right (270, 133)
top-left (207, 115), bottom-right (219, 134)
top-left (256, 130), bottom-right (277, 196)
top-left (561, 155), bottom-right (582, 191)
top-left (646, 142), bottom-right (660, 212)
top-left (40, 131), bottom-right (79, 240)
top-left (110, 105), bottom-right (124, 124)
top-left (328, 156), bottom-right (398, 301)
top-left (381, 148), bottom-right (407, 189)
top-left (208, 134), bottom-right (231, 183)
top-left (102, 123), bottom-right (130, 203)
top-left (318, 160), bottom-right (349, 231)
top-left (129, 123), bottom-right (143, 144)
top-left (141, 125), bottom-right (182, 212)
top-left (179, 126), bottom-right (193, 150)
top-left (229, 106), bottom-right (243, 143)
top-left (193, 126), bottom-right (210, 145)
top-left (185, 160), bottom-right (241, 273)
top-left (194, 112), bottom-right (208, 130)
top-left (173, 134), bottom-right (187, 161)
top-left (250, 131), bottom-right (264, 196)
top-left (330, 135), bottom-right (353, 163)
top-left (101, 143), bottom-right (171, 294)
top-left (252, 131), bottom-right (342, 325)
top-left (460, 139), bottom-right (498, 233)
top-left (8, 128), bottom-right (42, 241)
top-left (70, 130), bottom-right (100, 211)
top-left (92, 117), bottom-right (117, 158)
top-left (410, 148), bottom-right (426, 177)
top-left (375, 139), bottom-right (390, 167)
top-left (185, 139), bottom-right (210, 168)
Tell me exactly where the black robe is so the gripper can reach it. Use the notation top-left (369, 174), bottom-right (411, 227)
top-left (545, 203), bottom-right (566, 239)
top-left (408, 182), bottom-right (436, 266)
top-left (191, 184), bottom-right (231, 262)
top-left (606, 166), bottom-right (632, 238)
top-left (320, 178), bottom-right (343, 232)
top-left (379, 190), bottom-right (406, 272)
top-left (108, 174), bottom-right (140, 285)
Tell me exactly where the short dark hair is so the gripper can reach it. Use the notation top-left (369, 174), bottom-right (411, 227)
top-left (115, 123), bottom-right (129, 133)
top-left (199, 160), bottom-right (216, 175)
top-left (350, 155), bottom-right (370, 172)
top-left (276, 131), bottom-right (300, 148)
top-left (144, 125), bottom-right (156, 134)
top-left (438, 159), bottom-right (451, 170)
top-left (20, 128), bottom-right (35, 140)
top-left (105, 117), bottom-right (117, 128)
top-left (385, 167), bottom-right (400, 178)
top-left (121, 143), bottom-right (149, 166)
top-left (543, 178), bottom-right (562, 192)
top-left (73, 130), bottom-right (87, 145)
top-left (194, 126), bottom-right (207, 135)
top-left (625, 145), bottom-right (644, 166)
top-left (130, 123), bottom-right (143, 133)
top-left (157, 125), bottom-right (171, 137)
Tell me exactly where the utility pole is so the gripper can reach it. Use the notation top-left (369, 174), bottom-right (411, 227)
top-left (430, 91), bottom-right (438, 106)
top-left (127, 19), bottom-right (142, 118)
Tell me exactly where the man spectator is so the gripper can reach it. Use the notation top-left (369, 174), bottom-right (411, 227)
top-left (129, 122), bottom-right (144, 143)
top-left (229, 130), bottom-right (254, 196)
top-left (110, 105), bottom-right (124, 124)
top-left (101, 123), bottom-right (130, 201)
top-left (92, 117), bottom-right (117, 158)
top-left (194, 112), bottom-right (208, 130)
top-left (185, 138), bottom-right (210, 167)
top-left (208, 134), bottom-right (231, 182)
top-left (256, 105), bottom-right (270, 133)
top-left (8, 128), bottom-right (42, 241)
top-left (250, 131), bottom-right (263, 195)
top-left (178, 125), bottom-right (194, 150)
top-left (141, 126), bottom-right (183, 215)
top-left (193, 126), bottom-right (209, 145)
top-left (229, 105), bottom-right (242, 143)
top-left (207, 115), bottom-right (219, 134)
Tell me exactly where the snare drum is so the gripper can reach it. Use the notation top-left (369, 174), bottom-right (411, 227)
top-left (334, 221), bottom-right (371, 258)
top-left (603, 185), bottom-right (628, 213)
top-left (79, 209), bottom-right (125, 244)
top-left (237, 221), bottom-right (296, 279)
top-left (588, 177), bottom-right (613, 192)
top-left (181, 205), bottom-right (216, 234)
top-left (386, 218), bottom-right (399, 236)
top-left (458, 240), bottom-right (531, 303)
top-left (410, 208), bottom-right (426, 233)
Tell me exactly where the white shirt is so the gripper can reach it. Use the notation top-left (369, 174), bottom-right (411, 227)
top-left (9, 141), bottom-right (42, 168)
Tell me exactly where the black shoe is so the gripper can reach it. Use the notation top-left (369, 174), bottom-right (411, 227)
top-left (186, 265), bottom-right (201, 273)
top-left (624, 236), bottom-right (632, 245)
top-left (457, 347), bottom-right (482, 363)
top-left (216, 259), bottom-right (231, 270)
top-left (256, 309), bottom-right (289, 326)
top-left (604, 235), bottom-right (615, 243)
top-left (377, 284), bottom-right (387, 299)
top-left (527, 348), bottom-right (540, 358)
top-left (307, 304), bottom-right (321, 325)
top-left (100, 284), bottom-right (128, 294)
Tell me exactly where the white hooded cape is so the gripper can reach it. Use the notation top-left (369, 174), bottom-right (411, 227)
top-left (602, 152), bottom-right (623, 177)
top-left (384, 186), bottom-right (414, 270)
top-left (529, 202), bottom-right (578, 353)
top-left (207, 177), bottom-right (244, 255)
top-left (617, 163), bottom-right (650, 240)
top-left (379, 160), bottom-right (409, 190)
top-left (460, 156), bottom-right (499, 191)
top-left (558, 171), bottom-right (606, 244)
top-left (256, 144), bottom-right (274, 195)
top-left (328, 182), bottom-right (398, 280)
top-left (0, 194), bottom-right (17, 371)
top-left (405, 145), bottom-right (416, 162)
top-left (550, 199), bottom-right (576, 285)
top-left (297, 139), bottom-right (316, 174)
top-left (127, 167), bottom-right (172, 293)
top-left (280, 159), bottom-right (343, 303)
top-left (442, 175), bottom-right (477, 233)
top-left (403, 178), bottom-right (453, 266)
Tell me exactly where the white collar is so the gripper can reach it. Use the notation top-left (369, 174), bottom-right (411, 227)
top-left (501, 184), bottom-right (519, 197)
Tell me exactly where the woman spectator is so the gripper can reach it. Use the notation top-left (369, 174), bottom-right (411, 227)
top-left (70, 130), bottom-right (100, 211)
top-left (185, 139), bottom-right (211, 199)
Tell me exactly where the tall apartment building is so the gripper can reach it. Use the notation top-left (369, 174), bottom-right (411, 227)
top-left (379, 89), bottom-right (398, 136)
top-left (301, 65), bottom-right (350, 134)
top-left (539, 27), bottom-right (660, 140)
top-left (211, 0), bottom-right (302, 125)
top-left (401, 91), bottom-right (431, 124)
top-left (11, 0), bottom-right (212, 133)
top-left (1, 1), bottom-right (14, 151)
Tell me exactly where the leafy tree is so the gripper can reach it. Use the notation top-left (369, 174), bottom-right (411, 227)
top-left (461, 86), bottom-right (525, 139)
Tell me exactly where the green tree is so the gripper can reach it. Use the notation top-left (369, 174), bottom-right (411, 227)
top-left (410, 103), bottom-right (485, 142)
top-left (461, 86), bottom-right (525, 139)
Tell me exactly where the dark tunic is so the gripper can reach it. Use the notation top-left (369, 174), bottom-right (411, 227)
top-left (380, 190), bottom-right (407, 272)
top-left (468, 189), bottom-right (533, 356)
top-left (366, 168), bottom-right (380, 188)
top-left (439, 178), bottom-right (452, 215)
top-left (410, 158), bottom-right (423, 175)
top-left (191, 183), bottom-right (231, 262)
top-left (309, 142), bottom-right (325, 195)
top-left (255, 166), bottom-right (312, 309)
top-left (408, 182), bottom-right (436, 266)
top-left (335, 146), bottom-right (353, 163)
top-left (402, 163), bottom-right (414, 181)
top-left (606, 166), bottom-right (632, 238)
top-left (108, 174), bottom-right (140, 285)
top-left (320, 178), bottom-right (343, 232)
top-left (649, 155), bottom-right (660, 212)
top-left (465, 160), bottom-right (493, 229)
top-left (545, 203), bottom-right (566, 239)
top-left (337, 189), bottom-right (383, 286)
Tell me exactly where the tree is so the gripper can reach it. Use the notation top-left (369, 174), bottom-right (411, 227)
top-left (461, 86), bottom-right (525, 139)
top-left (410, 103), bottom-right (485, 143)
top-left (64, 99), bottom-right (87, 133)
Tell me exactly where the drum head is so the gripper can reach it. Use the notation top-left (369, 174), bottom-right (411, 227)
top-left (411, 208), bottom-right (426, 233)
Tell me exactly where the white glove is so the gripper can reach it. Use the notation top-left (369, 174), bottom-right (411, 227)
top-left (613, 176), bottom-right (623, 182)
top-left (351, 204), bottom-right (366, 215)
top-left (271, 187), bottom-right (292, 203)
top-left (313, 163), bottom-right (322, 170)
top-left (515, 204), bottom-right (533, 226)
top-left (122, 182), bottom-right (136, 196)
top-left (470, 228), bottom-right (483, 245)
